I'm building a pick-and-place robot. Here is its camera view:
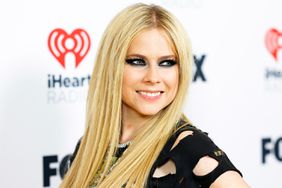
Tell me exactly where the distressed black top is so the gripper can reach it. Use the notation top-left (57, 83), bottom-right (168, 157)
top-left (146, 123), bottom-right (242, 187)
top-left (63, 122), bottom-right (242, 188)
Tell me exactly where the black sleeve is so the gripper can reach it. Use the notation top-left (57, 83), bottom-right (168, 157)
top-left (168, 127), bottom-right (242, 187)
top-left (61, 138), bottom-right (82, 178)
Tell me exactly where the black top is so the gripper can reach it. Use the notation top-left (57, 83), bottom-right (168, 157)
top-left (63, 122), bottom-right (242, 188)
top-left (147, 123), bottom-right (242, 188)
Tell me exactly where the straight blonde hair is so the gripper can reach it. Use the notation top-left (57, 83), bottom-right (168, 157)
top-left (60, 3), bottom-right (193, 188)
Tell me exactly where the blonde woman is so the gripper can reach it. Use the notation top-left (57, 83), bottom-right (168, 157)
top-left (60, 3), bottom-right (250, 188)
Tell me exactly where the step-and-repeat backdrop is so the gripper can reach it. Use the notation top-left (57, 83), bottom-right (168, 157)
top-left (0, 0), bottom-right (281, 187)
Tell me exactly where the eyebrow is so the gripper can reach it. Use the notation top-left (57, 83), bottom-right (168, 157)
top-left (126, 54), bottom-right (176, 61)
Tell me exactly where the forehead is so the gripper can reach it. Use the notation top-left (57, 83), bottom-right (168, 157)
top-left (127, 28), bottom-right (176, 57)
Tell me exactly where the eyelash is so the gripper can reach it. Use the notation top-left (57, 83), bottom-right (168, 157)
top-left (125, 58), bottom-right (177, 67)
top-left (126, 58), bottom-right (146, 66)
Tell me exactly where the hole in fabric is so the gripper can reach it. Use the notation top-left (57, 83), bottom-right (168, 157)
top-left (152, 159), bottom-right (176, 178)
top-left (193, 156), bottom-right (219, 176)
top-left (170, 130), bottom-right (194, 150)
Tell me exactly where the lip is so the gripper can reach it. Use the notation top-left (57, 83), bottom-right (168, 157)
top-left (136, 90), bottom-right (164, 102)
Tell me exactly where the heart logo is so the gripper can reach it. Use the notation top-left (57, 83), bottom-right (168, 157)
top-left (265, 28), bottom-right (282, 62)
top-left (48, 28), bottom-right (91, 68)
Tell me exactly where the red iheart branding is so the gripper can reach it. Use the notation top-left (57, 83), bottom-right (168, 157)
top-left (48, 28), bottom-right (91, 68)
top-left (265, 28), bottom-right (282, 62)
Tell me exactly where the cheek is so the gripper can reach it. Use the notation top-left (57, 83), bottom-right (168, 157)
top-left (161, 68), bottom-right (179, 91)
top-left (123, 68), bottom-right (133, 87)
top-left (122, 67), bottom-right (142, 92)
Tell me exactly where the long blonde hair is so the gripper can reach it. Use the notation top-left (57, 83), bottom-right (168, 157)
top-left (60, 3), bottom-right (193, 188)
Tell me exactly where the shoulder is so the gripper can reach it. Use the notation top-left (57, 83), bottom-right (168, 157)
top-left (169, 124), bottom-right (220, 165)
top-left (169, 123), bottom-right (232, 168)
top-left (169, 124), bottom-right (243, 187)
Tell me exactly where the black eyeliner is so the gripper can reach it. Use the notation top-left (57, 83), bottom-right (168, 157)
top-left (125, 58), bottom-right (146, 66)
top-left (159, 59), bottom-right (177, 66)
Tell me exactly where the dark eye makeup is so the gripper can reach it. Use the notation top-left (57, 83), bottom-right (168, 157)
top-left (125, 58), bottom-right (177, 67)
top-left (159, 60), bottom-right (177, 67)
top-left (125, 58), bottom-right (146, 66)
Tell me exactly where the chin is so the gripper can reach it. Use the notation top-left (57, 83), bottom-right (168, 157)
top-left (139, 109), bottom-right (162, 116)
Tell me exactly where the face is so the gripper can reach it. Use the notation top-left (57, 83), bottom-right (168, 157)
top-left (122, 28), bottom-right (179, 118)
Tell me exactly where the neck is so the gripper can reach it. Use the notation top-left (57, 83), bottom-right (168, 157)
top-left (120, 105), bottom-right (150, 144)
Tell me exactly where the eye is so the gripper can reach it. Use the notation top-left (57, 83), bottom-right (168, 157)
top-left (125, 58), bottom-right (146, 66)
top-left (159, 60), bottom-right (177, 67)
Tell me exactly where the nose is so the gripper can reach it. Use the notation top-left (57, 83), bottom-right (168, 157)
top-left (143, 65), bottom-right (161, 84)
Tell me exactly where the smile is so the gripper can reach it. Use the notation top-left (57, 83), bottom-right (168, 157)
top-left (139, 91), bottom-right (161, 96)
top-left (137, 91), bottom-right (163, 101)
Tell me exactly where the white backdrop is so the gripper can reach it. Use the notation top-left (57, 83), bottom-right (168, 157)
top-left (1, 0), bottom-right (281, 187)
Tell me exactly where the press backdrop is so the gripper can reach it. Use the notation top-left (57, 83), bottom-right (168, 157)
top-left (1, 0), bottom-right (281, 187)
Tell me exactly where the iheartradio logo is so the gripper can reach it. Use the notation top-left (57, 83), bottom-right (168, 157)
top-left (48, 28), bottom-right (91, 69)
top-left (265, 28), bottom-right (282, 62)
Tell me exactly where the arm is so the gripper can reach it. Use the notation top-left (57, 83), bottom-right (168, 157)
top-left (210, 171), bottom-right (250, 188)
top-left (170, 125), bottom-right (251, 188)
top-left (193, 156), bottom-right (251, 188)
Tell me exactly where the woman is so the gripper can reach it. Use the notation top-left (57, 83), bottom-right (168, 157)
top-left (60, 3), bottom-right (250, 188)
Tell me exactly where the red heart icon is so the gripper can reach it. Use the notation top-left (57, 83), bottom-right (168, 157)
top-left (265, 28), bottom-right (282, 62)
top-left (48, 28), bottom-right (91, 68)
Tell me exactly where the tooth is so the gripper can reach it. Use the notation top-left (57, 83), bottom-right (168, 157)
top-left (139, 91), bottom-right (160, 97)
